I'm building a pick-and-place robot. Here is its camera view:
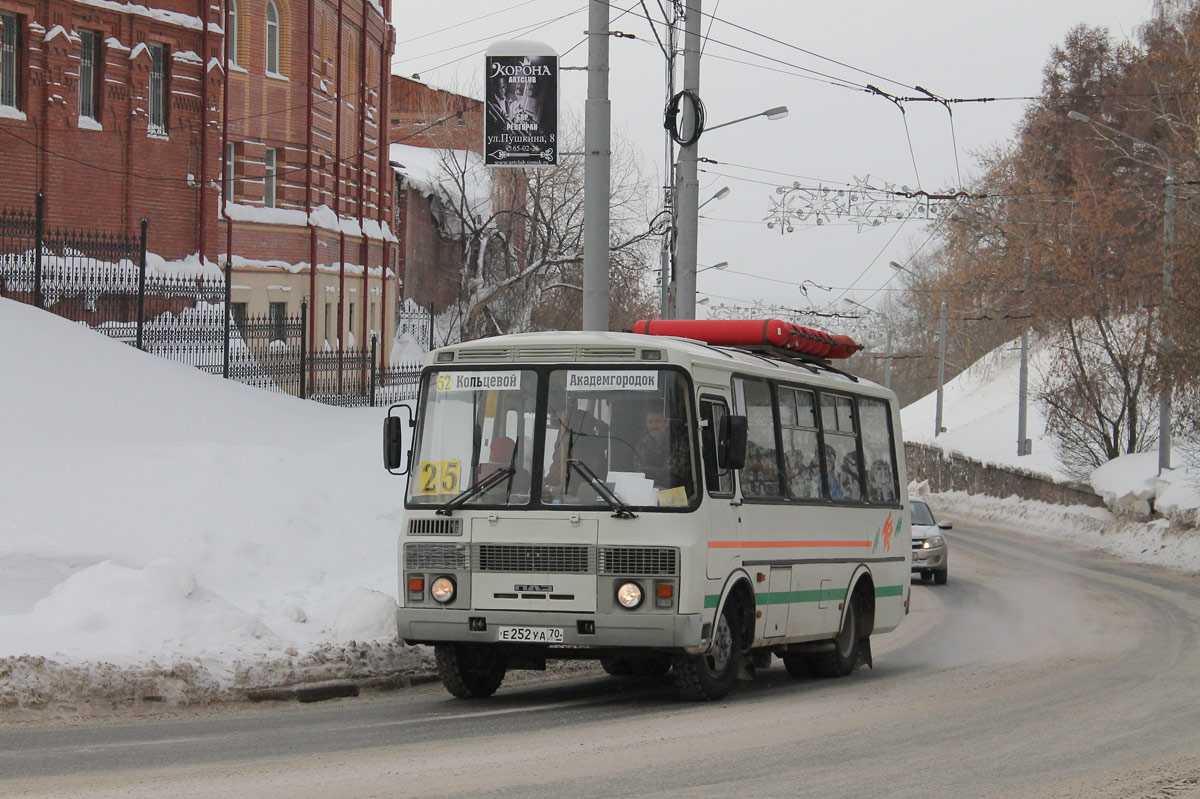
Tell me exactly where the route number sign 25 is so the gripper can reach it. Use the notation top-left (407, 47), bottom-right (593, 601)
top-left (416, 460), bottom-right (462, 495)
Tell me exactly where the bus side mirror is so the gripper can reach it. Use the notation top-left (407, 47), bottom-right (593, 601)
top-left (383, 404), bottom-right (414, 474)
top-left (719, 415), bottom-right (748, 471)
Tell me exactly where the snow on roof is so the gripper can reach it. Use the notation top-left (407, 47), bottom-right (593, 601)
top-left (389, 143), bottom-right (493, 225)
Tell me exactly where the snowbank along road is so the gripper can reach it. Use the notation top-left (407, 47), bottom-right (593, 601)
top-left (1, 517), bottom-right (1198, 799)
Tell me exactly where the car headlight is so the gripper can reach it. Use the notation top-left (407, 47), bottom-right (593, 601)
top-left (430, 576), bottom-right (456, 604)
top-left (923, 535), bottom-right (945, 549)
top-left (616, 581), bottom-right (644, 609)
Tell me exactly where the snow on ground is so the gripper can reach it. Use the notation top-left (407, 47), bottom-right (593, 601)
top-left (0, 299), bottom-right (431, 709)
top-left (901, 335), bottom-right (1071, 481)
top-left (1, 299), bottom-right (1196, 712)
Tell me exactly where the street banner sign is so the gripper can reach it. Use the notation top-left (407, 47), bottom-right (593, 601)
top-left (484, 40), bottom-right (558, 167)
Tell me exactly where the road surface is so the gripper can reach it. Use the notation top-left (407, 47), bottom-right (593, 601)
top-left (2, 518), bottom-right (1198, 798)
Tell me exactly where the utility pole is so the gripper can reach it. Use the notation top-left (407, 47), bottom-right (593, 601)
top-left (935, 298), bottom-right (947, 437)
top-left (1017, 249), bottom-right (1031, 456)
top-left (582, 0), bottom-right (611, 331)
top-left (672, 0), bottom-right (701, 320)
top-left (658, 3), bottom-right (680, 319)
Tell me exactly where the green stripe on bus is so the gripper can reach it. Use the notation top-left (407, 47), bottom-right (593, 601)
top-left (755, 589), bottom-right (845, 605)
top-left (706, 584), bottom-right (903, 609)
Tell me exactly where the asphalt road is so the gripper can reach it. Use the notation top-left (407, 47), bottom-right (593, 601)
top-left (2, 519), bottom-right (1199, 799)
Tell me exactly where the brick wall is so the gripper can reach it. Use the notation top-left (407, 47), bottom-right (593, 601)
top-left (0, 0), bottom-right (399, 362)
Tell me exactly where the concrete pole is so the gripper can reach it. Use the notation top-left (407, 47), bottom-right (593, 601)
top-left (884, 327), bottom-right (893, 389)
top-left (1159, 164), bottom-right (1175, 472)
top-left (658, 5), bottom-right (678, 319)
top-left (582, 0), bottom-right (611, 332)
top-left (1018, 250), bottom-right (1031, 456)
top-left (935, 297), bottom-right (947, 437)
top-left (672, 0), bottom-right (701, 320)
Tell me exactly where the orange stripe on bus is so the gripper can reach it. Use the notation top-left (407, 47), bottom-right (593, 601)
top-left (708, 540), bottom-right (873, 549)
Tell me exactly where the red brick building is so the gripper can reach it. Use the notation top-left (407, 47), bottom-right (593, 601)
top-left (0, 0), bottom-right (396, 358)
top-left (387, 76), bottom-right (526, 319)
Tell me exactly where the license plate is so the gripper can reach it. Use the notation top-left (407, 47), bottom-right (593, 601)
top-left (496, 626), bottom-right (565, 643)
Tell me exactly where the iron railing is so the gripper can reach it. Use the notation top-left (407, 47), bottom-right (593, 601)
top-left (1, 194), bottom-right (427, 406)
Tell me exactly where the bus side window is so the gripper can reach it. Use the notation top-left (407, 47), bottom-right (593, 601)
top-left (859, 397), bottom-right (898, 504)
top-left (700, 397), bottom-right (734, 496)
top-left (737, 378), bottom-right (782, 499)
top-left (779, 386), bottom-right (820, 500)
top-left (820, 394), bottom-right (863, 501)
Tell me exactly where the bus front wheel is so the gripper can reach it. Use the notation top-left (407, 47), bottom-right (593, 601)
top-left (673, 600), bottom-right (741, 701)
top-left (435, 644), bottom-right (508, 698)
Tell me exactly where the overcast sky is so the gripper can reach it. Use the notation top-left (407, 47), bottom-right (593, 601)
top-left (390, 1), bottom-right (1155, 322)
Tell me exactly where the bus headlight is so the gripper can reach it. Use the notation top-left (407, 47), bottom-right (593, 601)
top-left (430, 576), bottom-right (456, 604)
top-left (616, 581), bottom-right (644, 609)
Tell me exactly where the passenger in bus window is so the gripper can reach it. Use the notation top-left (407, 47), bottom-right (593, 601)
top-left (823, 445), bottom-right (844, 500)
top-left (840, 451), bottom-right (862, 501)
top-left (869, 459), bottom-right (896, 503)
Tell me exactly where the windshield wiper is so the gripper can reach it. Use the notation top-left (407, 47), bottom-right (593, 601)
top-left (435, 467), bottom-right (515, 516)
top-left (566, 459), bottom-right (637, 519)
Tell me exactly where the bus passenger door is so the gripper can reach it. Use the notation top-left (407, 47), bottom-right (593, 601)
top-left (699, 395), bottom-right (740, 579)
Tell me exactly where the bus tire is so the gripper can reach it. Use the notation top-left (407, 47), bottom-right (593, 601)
top-left (810, 600), bottom-right (860, 678)
top-left (673, 599), bottom-right (741, 701)
top-left (435, 644), bottom-right (507, 698)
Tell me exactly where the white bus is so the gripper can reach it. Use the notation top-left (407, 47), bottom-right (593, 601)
top-left (383, 319), bottom-right (911, 701)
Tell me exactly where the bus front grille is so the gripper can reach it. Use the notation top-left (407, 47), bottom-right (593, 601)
top-left (405, 543), bottom-right (470, 570)
top-left (599, 546), bottom-right (678, 576)
top-left (407, 518), bottom-right (463, 536)
top-left (475, 544), bottom-right (592, 574)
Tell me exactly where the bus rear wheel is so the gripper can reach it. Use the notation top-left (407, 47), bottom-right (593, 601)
top-left (435, 644), bottom-right (508, 698)
top-left (810, 600), bottom-right (860, 678)
top-left (673, 600), bottom-right (741, 701)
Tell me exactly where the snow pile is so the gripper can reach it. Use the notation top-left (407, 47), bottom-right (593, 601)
top-left (0, 298), bottom-right (431, 708)
top-left (917, 487), bottom-right (1200, 575)
top-left (901, 335), bottom-right (1200, 529)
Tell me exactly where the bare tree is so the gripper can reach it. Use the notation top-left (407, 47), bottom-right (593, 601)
top-left (413, 118), bottom-right (659, 341)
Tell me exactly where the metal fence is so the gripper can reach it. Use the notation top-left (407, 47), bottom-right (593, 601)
top-left (1, 195), bottom-right (425, 406)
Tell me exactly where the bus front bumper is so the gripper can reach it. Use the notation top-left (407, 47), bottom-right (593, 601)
top-left (397, 607), bottom-right (704, 650)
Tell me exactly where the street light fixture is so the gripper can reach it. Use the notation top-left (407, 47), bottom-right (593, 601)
top-left (890, 260), bottom-right (947, 437)
top-left (697, 261), bottom-right (729, 273)
top-left (704, 106), bottom-right (789, 134)
top-left (698, 186), bottom-right (731, 210)
top-left (844, 298), bottom-right (893, 388)
top-left (1068, 110), bottom-right (1174, 473)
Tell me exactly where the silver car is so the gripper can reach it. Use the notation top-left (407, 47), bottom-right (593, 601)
top-left (910, 498), bottom-right (950, 585)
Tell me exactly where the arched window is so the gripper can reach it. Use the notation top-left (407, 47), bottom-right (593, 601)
top-left (225, 0), bottom-right (238, 65)
top-left (265, 0), bottom-right (279, 74)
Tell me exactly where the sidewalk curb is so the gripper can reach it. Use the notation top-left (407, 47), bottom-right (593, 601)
top-left (245, 672), bottom-right (439, 703)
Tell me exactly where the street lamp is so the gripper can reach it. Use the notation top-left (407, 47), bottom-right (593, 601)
top-left (891, 260), bottom-right (947, 437)
top-left (697, 261), bottom-right (729, 273)
top-left (704, 106), bottom-right (789, 134)
top-left (844, 298), bottom-right (893, 388)
top-left (698, 186), bottom-right (731, 210)
top-left (674, 105), bottom-right (788, 321)
top-left (1068, 110), bottom-right (1174, 473)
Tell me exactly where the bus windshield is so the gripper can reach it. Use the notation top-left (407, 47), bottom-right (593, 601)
top-left (406, 367), bottom-right (697, 510)
top-left (407, 369), bottom-right (539, 508)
